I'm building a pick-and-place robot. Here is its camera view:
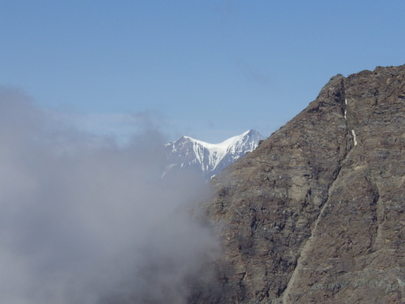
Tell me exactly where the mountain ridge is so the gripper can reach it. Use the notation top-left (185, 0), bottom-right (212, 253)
top-left (189, 64), bottom-right (405, 303)
top-left (163, 129), bottom-right (263, 179)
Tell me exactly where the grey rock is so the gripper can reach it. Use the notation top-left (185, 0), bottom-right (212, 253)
top-left (189, 65), bottom-right (405, 303)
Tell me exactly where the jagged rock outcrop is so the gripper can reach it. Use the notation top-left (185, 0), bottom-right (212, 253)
top-left (190, 65), bottom-right (405, 303)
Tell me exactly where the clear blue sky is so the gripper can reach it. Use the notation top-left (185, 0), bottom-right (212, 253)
top-left (1, 0), bottom-right (404, 143)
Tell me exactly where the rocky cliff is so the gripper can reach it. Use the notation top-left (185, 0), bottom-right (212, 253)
top-left (190, 65), bottom-right (405, 303)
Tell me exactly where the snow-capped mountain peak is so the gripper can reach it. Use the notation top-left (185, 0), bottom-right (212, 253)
top-left (164, 130), bottom-right (263, 179)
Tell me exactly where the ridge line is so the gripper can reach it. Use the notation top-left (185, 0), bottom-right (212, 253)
top-left (282, 77), bottom-right (350, 303)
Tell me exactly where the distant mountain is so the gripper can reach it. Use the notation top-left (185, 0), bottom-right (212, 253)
top-left (163, 130), bottom-right (263, 179)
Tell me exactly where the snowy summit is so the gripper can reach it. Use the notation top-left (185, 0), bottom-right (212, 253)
top-left (163, 130), bottom-right (264, 179)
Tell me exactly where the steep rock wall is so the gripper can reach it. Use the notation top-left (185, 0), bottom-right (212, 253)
top-left (190, 65), bottom-right (405, 303)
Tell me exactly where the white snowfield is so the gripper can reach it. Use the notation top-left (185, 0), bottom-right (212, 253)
top-left (164, 130), bottom-right (263, 179)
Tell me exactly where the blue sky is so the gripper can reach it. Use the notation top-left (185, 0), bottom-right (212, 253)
top-left (1, 0), bottom-right (405, 143)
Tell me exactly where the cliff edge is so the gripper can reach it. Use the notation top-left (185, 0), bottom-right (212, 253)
top-left (190, 65), bottom-right (405, 303)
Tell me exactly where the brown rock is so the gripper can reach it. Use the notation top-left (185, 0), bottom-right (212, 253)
top-left (189, 65), bottom-right (405, 303)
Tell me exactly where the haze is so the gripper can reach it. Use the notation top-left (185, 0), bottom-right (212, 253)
top-left (0, 87), bottom-right (219, 304)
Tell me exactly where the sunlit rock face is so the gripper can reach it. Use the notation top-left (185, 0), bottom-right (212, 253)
top-left (190, 65), bottom-right (405, 303)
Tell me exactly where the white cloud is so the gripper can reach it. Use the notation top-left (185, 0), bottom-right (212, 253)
top-left (0, 86), bottom-right (219, 304)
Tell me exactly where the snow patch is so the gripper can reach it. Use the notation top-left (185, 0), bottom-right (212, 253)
top-left (351, 129), bottom-right (358, 146)
top-left (344, 99), bottom-right (348, 120)
top-left (181, 130), bottom-right (260, 171)
top-left (164, 130), bottom-right (263, 179)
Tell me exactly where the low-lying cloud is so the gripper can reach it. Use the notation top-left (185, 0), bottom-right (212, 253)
top-left (0, 87), bottom-right (219, 304)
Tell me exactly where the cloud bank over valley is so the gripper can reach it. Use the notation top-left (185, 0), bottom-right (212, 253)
top-left (0, 87), bottom-right (219, 304)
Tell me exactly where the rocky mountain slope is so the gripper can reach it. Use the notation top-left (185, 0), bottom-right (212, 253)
top-left (163, 130), bottom-right (263, 179)
top-left (190, 65), bottom-right (405, 303)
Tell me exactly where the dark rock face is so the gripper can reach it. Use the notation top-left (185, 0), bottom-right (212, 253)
top-left (190, 65), bottom-right (405, 303)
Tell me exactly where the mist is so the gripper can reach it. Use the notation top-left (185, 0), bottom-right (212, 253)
top-left (0, 87), bottom-right (219, 304)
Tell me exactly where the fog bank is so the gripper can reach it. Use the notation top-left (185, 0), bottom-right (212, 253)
top-left (0, 87), bottom-right (219, 304)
